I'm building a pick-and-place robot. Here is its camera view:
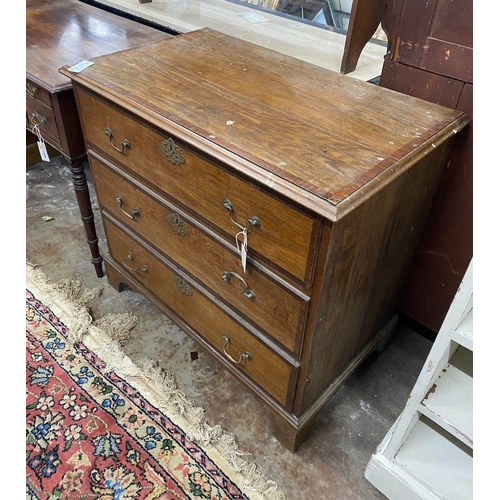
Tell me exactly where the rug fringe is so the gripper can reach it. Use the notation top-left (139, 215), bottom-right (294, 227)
top-left (94, 312), bottom-right (138, 346)
top-left (134, 358), bottom-right (286, 500)
top-left (26, 260), bottom-right (100, 342)
top-left (26, 261), bottom-right (286, 500)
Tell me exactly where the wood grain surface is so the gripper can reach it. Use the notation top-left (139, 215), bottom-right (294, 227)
top-left (27, 0), bottom-right (170, 92)
top-left (61, 28), bottom-right (467, 220)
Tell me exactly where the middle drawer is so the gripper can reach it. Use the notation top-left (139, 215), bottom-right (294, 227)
top-left (90, 152), bottom-right (309, 356)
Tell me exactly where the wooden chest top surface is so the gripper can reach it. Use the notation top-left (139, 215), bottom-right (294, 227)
top-left (60, 28), bottom-right (468, 220)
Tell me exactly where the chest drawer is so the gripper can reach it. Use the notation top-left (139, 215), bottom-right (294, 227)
top-left (26, 79), bottom-right (52, 109)
top-left (90, 153), bottom-right (308, 354)
top-left (26, 95), bottom-right (60, 147)
top-left (103, 215), bottom-right (297, 408)
top-left (76, 88), bottom-right (320, 286)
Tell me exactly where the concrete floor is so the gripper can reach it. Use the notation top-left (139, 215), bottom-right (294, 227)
top-left (26, 155), bottom-right (434, 500)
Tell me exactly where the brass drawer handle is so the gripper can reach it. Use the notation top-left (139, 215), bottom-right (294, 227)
top-left (160, 138), bottom-right (185, 166)
top-left (122, 253), bottom-right (148, 273)
top-left (167, 212), bottom-right (189, 236)
top-left (223, 198), bottom-right (261, 231)
top-left (222, 333), bottom-right (252, 364)
top-left (105, 127), bottom-right (131, 154)
top-left (26, 82), bottom-right (39, 98)
top-left (116, 195), bottom-right (140, 220)
top-left (173, 275), bottom-right (193, 296)
top-left (222, 271), bottom-right (256, 300)
top-left (31, 111), bottom-right (47, 127)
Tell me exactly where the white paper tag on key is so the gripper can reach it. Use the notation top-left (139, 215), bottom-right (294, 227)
top-left (235, 228), bottom-right (248, 273)
top-left (33, 125), bottom-right (50, 162)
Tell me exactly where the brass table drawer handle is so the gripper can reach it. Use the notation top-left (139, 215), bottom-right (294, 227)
top-left (122, 253), bottom-right (148, 273)
top-left (31, 111), bottom-right (47, 127)
top-left (160, 137), bottom-right (185, 166)
top-left (222, 333), bottom-right (252, 364)
top-left (105, 127), bottom-right (131, 154)
top-left (26, 82), bottom-right (39, 98)
top-left (222, 271), bottom-right (256, 300)
top-left (116, 195), bottom-right (140, 220)
top-left (223, 198), bottom-right (261, 231)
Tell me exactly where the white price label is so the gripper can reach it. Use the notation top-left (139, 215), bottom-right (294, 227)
top-left (67, 60), bottom-right (94, 73)
top-left (37, 141), bottom-right (50, 162)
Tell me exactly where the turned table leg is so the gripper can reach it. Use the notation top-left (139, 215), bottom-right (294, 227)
top-left (67, 156), bottom-right (104, 278)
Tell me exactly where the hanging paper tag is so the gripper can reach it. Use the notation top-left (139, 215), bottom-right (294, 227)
top-left (235, 228), bottom-right (248, 273)
top-left (33, 125), bottom-right (50, 162)
top-left (37, 141), bottom-right (50, 162)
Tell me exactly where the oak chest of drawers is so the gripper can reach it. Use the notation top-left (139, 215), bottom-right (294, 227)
top-left (61, 28), bottom-right (468, 451)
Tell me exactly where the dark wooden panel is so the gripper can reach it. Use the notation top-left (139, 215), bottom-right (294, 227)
top-left (389, 0), bottom-right (473, 82)
top-left (381, 61), bottom-right (464, 108)
top-left (390, 0), bottom-right (437, 66)
top-left (398, 83), bottom-right (472, 332)
top-left (421, 38), bottom-right (473, 83)
top-left (428, 0), bottom-right (473, 48)
top-left (340, 0), bottom-right (388, 75)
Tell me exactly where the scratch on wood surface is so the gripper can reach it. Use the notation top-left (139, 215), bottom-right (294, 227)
top-left (419, 251), bottom-right (463, 276)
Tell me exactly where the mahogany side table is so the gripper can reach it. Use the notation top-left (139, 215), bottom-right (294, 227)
top-left (26, 0), bottom-right (172, 277)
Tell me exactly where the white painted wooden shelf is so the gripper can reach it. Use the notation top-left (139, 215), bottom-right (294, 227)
top-left (418, 345), bottom-right (472, 448)
top-left (365, 259), bottom-right (473, 500)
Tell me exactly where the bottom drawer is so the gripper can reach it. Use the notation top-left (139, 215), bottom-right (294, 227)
top-left (103, 215), bottom-right (296, 408)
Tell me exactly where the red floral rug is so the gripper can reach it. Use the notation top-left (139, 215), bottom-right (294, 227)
top-left (26, 262), bottom-right (284, 500)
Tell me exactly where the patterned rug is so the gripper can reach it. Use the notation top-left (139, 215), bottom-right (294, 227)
top-left (26, 262), bottom-right (284, 500)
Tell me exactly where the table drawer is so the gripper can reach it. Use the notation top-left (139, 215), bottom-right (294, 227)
top-left (26, 79), bottom-right (52, 109)
top-left (91, 153), bottom-right (309, 354)
top-left (103, 216), bottom-right (296, 408)
top-left (26, 95), bottom-right (61, 148)
top-left (77, 88), bottom-right (320, 285)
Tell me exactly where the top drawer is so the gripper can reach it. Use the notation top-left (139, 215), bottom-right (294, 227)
top-left (26, 79), bottom-right (52, 110)
top-left (75, 88), bottom-right (320, 285)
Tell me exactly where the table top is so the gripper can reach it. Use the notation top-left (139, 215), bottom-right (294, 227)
top-left (26, 0), bottom-right (171, 93)
top-left (61, 28), bottom-right (469, 221)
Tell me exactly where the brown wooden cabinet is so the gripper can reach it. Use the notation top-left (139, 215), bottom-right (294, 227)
top-left (61, 28), bottom-right (467, 451)
top-left (26, 0), bottom-right (171, 277)
top-left (379, 0), bottom-right (473, 332)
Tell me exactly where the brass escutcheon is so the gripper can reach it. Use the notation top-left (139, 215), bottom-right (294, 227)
top-left (160, 138), bottom-right (185, 166)
top-left (167, 212), bottom-right (189, 236)
top-left (173, 275), bottom-right (193, 296)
